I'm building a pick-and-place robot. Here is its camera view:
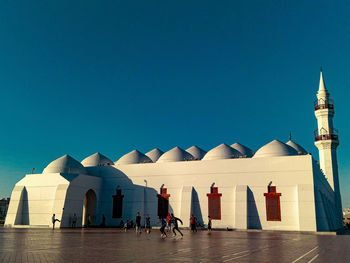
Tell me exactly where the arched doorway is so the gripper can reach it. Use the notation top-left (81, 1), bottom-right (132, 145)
top-left (82, 189), bottom-right (97, 227)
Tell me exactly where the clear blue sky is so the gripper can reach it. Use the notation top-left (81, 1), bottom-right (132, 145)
top-left (0, 1), bottom-right (350, 207)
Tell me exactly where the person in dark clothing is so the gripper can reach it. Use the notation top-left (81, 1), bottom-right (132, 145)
top-left (171, 213), bottom-right (183, 237)
top-left (72, 213), bottom-right (77, 228)
top-left (207, 216), bottom-right (212, 232)
top-left (190, 215), bottom-right (197, 232)
top-left (145, 214), bottom-right (151, 234)
top-left (135, 212), bottom-right (141, 234)
top-left (101, 214), bottom-right (106, 227)
top-left (52, 214), bottom-right (60, 230)
top-left (159, 217), bottom-right (167, 238)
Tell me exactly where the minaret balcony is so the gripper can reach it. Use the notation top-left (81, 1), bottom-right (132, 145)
top-left (314, 128), bottom-right (339, 142)
top-left (314, 99), bottom-right (334, 111)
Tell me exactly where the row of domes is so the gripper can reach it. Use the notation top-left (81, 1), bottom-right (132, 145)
top-left (42, 139), bottom-right (307, 174)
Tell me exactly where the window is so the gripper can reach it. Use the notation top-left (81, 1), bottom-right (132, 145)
top-left (112, 189), bottom-right (124, 218)
top-left (207, 186), bottom-right (222, 220)
top-left (264, 186), bottom-right (281, 221)
top-left (157, 188), bottom-right (170, 218)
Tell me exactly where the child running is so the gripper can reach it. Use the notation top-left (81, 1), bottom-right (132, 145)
top-left (170, 213), bottom-right (183, 238)
top-left (159, 217), bottom-right (167, 238)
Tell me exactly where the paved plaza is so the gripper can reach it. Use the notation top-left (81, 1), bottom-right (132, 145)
top-left (0, 227), bottom-right (350, 262)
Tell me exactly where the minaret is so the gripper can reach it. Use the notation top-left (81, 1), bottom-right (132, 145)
top-left (314, 69), bottom-right (342, 222)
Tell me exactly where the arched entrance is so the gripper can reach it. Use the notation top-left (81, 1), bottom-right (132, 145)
top-left (82, 189), bottom-right (97, 227)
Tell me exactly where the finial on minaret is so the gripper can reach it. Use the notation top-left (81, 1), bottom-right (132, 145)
top-left (289, 131), bottom-right (292, 141)
top-left (320, 66), bottom-right (322, 72)
top-left (318, 69), bottom-right (328, 94)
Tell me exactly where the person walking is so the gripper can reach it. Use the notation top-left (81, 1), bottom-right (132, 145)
top-left (159, 217), bottom-right (167, 238)
top-left (135, 212), bottom-right (142, 234)
top-left (72, 213), bottom-right (77, 228)
top-left (52, 214), bottom-right (61, 230)
top-left (190, 214), bottom-right (197, 232)
top-left (101, 214), bottom-right (106, 227)
top-left (207, 216), bottom-right (212, 232)
top-left (171, 213), bottom-right (183, 238)
top-left (145, 214), bottom-right (151, 234)
top-left (124, 220), bottom-right (129, 232)
top-left (120, 220), bottom-right (124, 228)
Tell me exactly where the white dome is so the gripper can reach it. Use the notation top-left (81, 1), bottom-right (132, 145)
top-left (145, 148), bottom-right (164, 162)
top-left (186, 146), bottom-right (207, 160)
top-left (157, 146), bottom-right (194, 163)
top-left (81, 152), bottom-right (114, 167)
top-left (286, 140), bottom-right (307, 155)
top-left (253, 139), bottom-right (298, 158)
top-left (117, 150), bottom-right (152, 164)
top-left (43, 154), bottom-right (86, 174)
top-left (202, 143), bottom-right (243, 161)
top-left (231, 142), bottom-right (255, 158)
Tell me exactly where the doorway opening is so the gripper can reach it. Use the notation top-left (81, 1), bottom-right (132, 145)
top-left (82, 189), bottom-right (97, 227)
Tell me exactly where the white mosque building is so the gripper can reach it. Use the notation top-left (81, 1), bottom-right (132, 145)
top-left (5, 71), bottom-right (343, 231)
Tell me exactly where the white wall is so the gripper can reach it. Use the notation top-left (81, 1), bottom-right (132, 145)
top-left (94, 155), bottom-right (319, 231)
top-left (6, 154), bottom-right (340, 231)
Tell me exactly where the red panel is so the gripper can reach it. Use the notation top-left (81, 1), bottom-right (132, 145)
top-left (208, 196), bottom-right (221, 219)
top-left (269, 186), bottom-right (276, 193)
top-left (264, 187), bottom-right (281, 221)
top-left (157, 188), bottom-right (171, 218)
top-left (211, 187), bottom-right (218, 194)
top-left (207, 188), bottom-right (222, 220)
top-left (161, 188), bottom-right (168, 195)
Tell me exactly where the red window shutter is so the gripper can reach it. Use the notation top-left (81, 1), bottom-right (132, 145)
top-left (157, 188), bottom-right (170, 219)
top-left (207, 187), bottom-right (222, 220)
top-left (264, 186), bottom-right (281, 221)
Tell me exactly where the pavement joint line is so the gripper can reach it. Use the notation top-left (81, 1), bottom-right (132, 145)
top-left (291, 246), bottom-right (319, 263)
top-left (222, 250), bottom-right (250, 258)
top-left (222, 246), bottom-right (273, 262)
top-left (307, 254), bottom-right (319, 263)
top-left (222, 252), bottom-right (252, 262)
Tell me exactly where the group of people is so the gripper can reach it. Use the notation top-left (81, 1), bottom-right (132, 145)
top-left (159, 213), bottom-right (184, 238)
top-left (190, 215), bottom-right (212, 232)
top-left (52, 213), bottom-right (87, 229)
top-left (121, 213), bottom-right (152, 234)
top-left (121, 212), bottom-right (184, 238)
top-left (52, 212), bottom-right (213, 235)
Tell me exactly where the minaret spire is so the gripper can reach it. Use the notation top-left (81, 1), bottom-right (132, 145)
top-left (314, 69), bottom-right (342, 229)
top-left (318, 69), bottom-right (329, 97)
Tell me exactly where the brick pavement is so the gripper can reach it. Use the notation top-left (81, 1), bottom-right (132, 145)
top-left (0, 228), bottom-right (350, 262)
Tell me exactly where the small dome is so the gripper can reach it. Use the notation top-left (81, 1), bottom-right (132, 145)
top-left (81, 152), bottom-right (114, 167)
top-left (231, 142), bottom-right (255, 158)
top-left (186, 146), bottom-right (207, 160)
top-left (117, 150), bottom-right (152, 164)
top-left (157, 146), bottom-right (194, 163)
top-left (145, 148), bottom-right (164, 162)
top-left (43, 154), bottom-right (86, 174)
top-left (202, 143), bottom-right (242, 161)
top-left (286, 140), bottom-right (307, 155)
top-left (253, 139), bottom-right (298, 158)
